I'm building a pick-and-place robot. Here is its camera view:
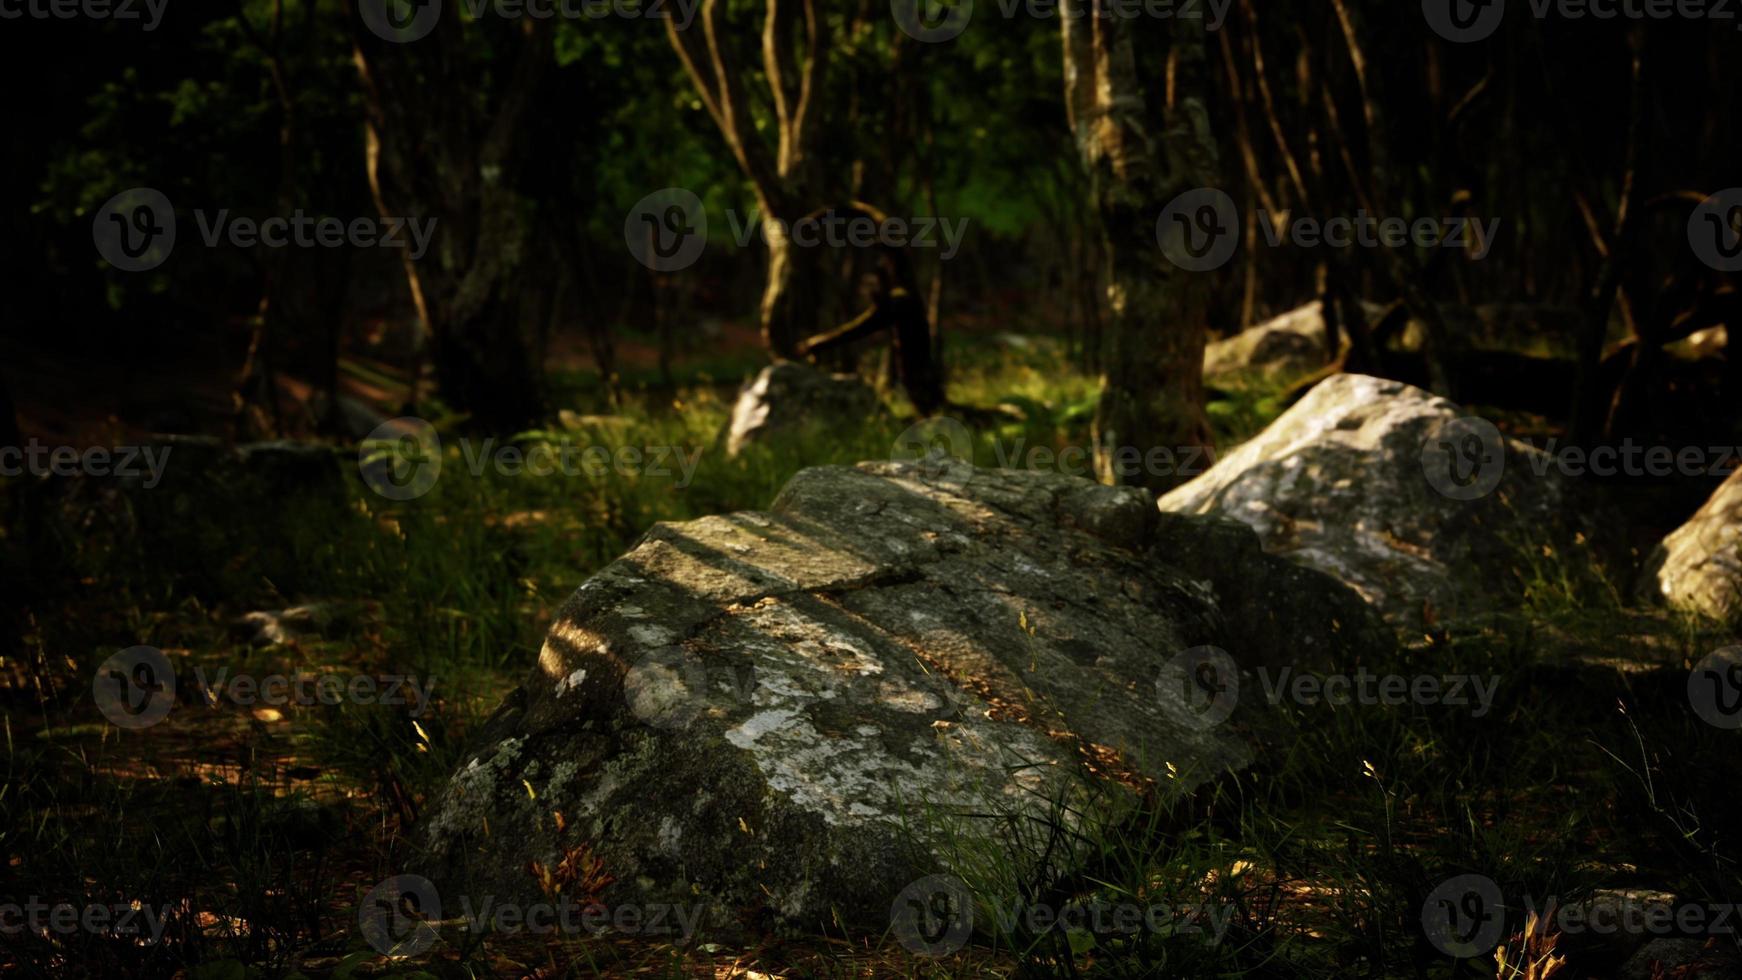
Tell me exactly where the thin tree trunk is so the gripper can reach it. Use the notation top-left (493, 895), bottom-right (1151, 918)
top-left (1327, 0), bottom-right (1459, 397)
top-left (759, 229), bottom-right (812, 357)
top-left (1571, 33), bottom-right (1646, 444)
top-left (233, 0), bottom-right (296, 439)
top-left (666, 0), bottom-right (828, 361)
top-left (350, 3), bottom-right (552, 431)
top-left (1063, 1), bottom-right (1219, 491)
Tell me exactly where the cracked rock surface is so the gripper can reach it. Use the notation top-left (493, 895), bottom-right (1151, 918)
top-left (414, 459), bottom-right (1376, 934)
top-left (1161, 374), bottom-right (1620, 629)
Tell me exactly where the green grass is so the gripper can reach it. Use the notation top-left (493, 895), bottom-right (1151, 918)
top-left (3, 345), bottom-right (1739, 977)
top-left (898, 601), bottom-right (1740, 977)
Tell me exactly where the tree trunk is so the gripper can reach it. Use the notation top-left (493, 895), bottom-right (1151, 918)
top-left (665, 0), bottom-right (828, 361)
top-left (760, 228), bottom-right (812, 358)
top-left (350, 4), bottom-right (551, 431)
top-left (793, 203), bottom-right (944, 414)
top-left (1571, 35), bottom-right (1647, 445)
top-left (1063, 3), bottom-right (1219, 491)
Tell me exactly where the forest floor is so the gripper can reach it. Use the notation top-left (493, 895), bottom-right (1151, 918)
top-left (4, 338), bottom-right (1739, 978)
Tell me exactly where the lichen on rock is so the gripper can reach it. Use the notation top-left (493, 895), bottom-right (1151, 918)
top-left (414, 459), bottom-right (1378, 936)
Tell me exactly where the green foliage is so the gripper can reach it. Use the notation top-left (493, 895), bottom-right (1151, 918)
top-left (8, 349), bottom-right (1742, 975)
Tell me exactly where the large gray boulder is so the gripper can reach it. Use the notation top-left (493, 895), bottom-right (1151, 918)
top-left (1639, 468), bottom-right (1741, 622)
top-left (1160, 374), bottom-right (1617, 629)
top-left (413, 460), bottom-right (1379, 936)
top-left (723, 362), bottom-right (880, 456)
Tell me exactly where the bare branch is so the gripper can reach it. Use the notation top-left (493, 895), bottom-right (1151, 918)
top-left (786, 0), bottom-right (827, 176)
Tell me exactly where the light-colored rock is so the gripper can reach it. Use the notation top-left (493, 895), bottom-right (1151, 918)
top-left (1204, 303), bottom-right (1338, 380)
top-left (1639, 468), bottom-right (1742, 621)
top-left (1160, 374), bottom-right (1617, 628)
top-left (1204, 302), bottom-right (1587, 380)
top-left (233, 605), bottom-right (335, 647)
top-left (415, 460), bottom-right (1378, 934)
top-left (1665, 324), bottom-right (1728, 361)
top-left (231, 601), bottom-right (376, 647)
top-left (1204, 301), bottom-right (1404, 380)
top-left (723, 362), bottom-right (880, 456)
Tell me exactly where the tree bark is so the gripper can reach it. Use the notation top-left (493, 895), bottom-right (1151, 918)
top-left (1063, 2), bottom-right (1219, 491)
top-left (759, 229), bottom-right (815, 357)
top-left (793, 203), bottom-right (944, 414)
top-left (666, 0), bottom-right (828, 359)
top-left (1570, 33), bottom-right (1647, 445)
top-left (349, 3), bottom-right (551, 431)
